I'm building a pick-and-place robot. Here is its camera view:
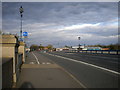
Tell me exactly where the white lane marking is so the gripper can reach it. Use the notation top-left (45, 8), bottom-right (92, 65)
top-left (47, 53), bottom-right (120, 75)
top-left (32, 52), bottom-right (40, 64)
top-left (45, 53), bottom-right (86, 88)
top-left (42, 62), bottom-right (45, 64)
top-left (46, 62), bottom-right (51, 64)
top-left (60, 67), bottom-right (87, 88)
top-left (29, 62), bottom-right (34, 64)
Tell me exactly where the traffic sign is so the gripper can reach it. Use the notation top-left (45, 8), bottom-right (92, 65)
top-left (23, 32), bottom-right (28, 36)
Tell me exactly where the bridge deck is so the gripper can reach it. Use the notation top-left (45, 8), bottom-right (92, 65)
top-left (16, 52), bottom-right (84, 88)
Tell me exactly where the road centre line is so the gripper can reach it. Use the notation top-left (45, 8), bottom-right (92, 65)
top-left (32, 52), bottom-right (40, 64)
top-left (47, 53), bottom-right (120, 75)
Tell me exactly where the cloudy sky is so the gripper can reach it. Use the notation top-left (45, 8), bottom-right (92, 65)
top-left (2, 2), bottom-right (119, 47)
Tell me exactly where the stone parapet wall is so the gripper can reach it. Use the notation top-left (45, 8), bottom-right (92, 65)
top-left (2, 58), bottom-right (13, 88)
top-left (0, 34), bottom-right (26, 88)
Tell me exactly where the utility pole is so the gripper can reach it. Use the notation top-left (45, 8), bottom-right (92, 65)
top-left (19, 6), bottom-right (24, 41)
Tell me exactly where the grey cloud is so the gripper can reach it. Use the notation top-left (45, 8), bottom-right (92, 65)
top-left (3, 2), bottom-right (118, 24)
top-left (2, 2), bottom-right (118, 46)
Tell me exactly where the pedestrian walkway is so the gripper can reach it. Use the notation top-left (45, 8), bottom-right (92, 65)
top-left (16, 52), bottom-right (84, 88)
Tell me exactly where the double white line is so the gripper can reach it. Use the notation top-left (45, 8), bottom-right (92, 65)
top-left (32, 52), bottom-right (40, 64)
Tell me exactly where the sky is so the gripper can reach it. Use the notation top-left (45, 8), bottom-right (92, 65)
top-left (2, 2), bottom-right (119, 48)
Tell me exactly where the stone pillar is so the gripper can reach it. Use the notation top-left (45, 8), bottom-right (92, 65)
top-left (18, 41), bottom-right (25, 63)
top-left (0, 35), bottom-right (19, 83)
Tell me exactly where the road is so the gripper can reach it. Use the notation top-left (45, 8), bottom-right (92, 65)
top-left (35, 51), bottom-right (119, 88)
top-left (22, 51), bottom-right (119, 88)
top-left (17, 51), bottom-right (84, 88)
top-left (48, 51), bottom-right (119, 72)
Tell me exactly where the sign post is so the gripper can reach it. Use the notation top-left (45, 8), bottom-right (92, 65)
top-left (23, 32), bottom-right (28, 43)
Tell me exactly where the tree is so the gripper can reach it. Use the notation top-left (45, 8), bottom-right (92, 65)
top-left (46, 44), bottom-right (53, 50)
top-left (39, 44), bottom-right (44, 50)
top-left (87, 44), bottom-right (120, 50)
top-left (30, 44), bottom-right (39, 51)
top-left (107, 44), bottom-right (120, 50)
top-left (64, 45), bottom-right (71, 48)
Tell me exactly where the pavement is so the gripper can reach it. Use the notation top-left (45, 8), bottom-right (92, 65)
top-left (16, 51), bottom-right (84, 88)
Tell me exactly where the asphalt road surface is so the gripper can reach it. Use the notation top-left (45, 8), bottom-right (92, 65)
top-left (17, 51), bottom-right (84, 88)
top-left (35, 51), bottom-right (119, 88)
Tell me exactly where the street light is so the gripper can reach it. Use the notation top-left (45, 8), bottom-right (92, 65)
top-left (78, 36), bottom-right (80, 51)
top-left (19, 6), bottom-right (24, 41)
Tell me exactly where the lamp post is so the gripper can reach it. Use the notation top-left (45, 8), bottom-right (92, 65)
top-left (19, 6), bottom-right (24, 41)
top-left (78, 36), bottom-right (80, 51)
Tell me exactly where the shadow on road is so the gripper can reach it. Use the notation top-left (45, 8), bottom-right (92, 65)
top-left (20, 82), bottom-right (35, 89)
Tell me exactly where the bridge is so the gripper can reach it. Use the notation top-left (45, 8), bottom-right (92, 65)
top-left (0, 34), bottom-right (119, 89)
